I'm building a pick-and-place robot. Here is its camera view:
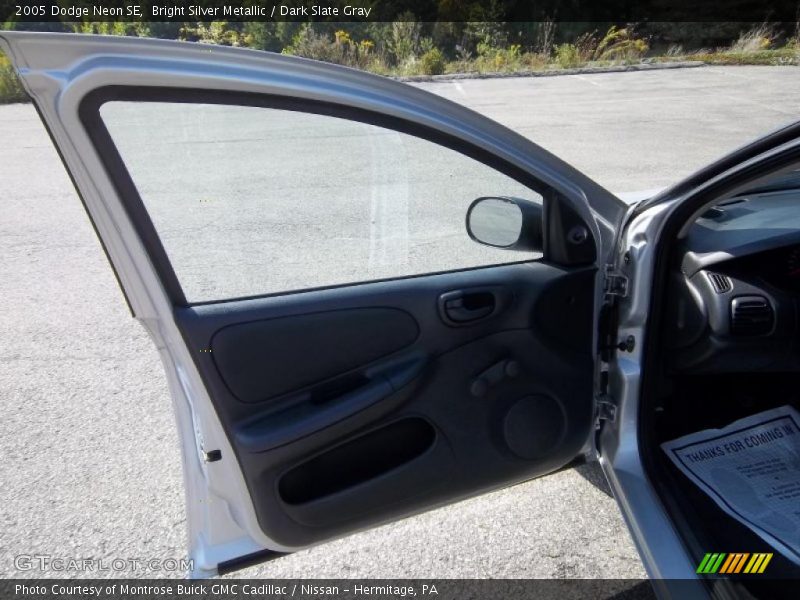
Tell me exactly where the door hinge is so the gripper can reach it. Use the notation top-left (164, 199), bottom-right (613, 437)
top-left (596, 395), bottom-right (617, 423)
top-left (604, 265), bottom-right (629, 299)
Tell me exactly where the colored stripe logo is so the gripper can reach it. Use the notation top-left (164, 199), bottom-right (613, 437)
top-left (697, 553), bottom-right (773, 574)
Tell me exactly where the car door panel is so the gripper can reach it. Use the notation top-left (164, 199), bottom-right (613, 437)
top-left (176, 263), bottom-right (595, 547)
top-left (1, 32), bottom-right (624, 571)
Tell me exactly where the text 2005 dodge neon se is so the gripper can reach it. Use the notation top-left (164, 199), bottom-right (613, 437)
top-left (3, 32), bottom-right (799, 597)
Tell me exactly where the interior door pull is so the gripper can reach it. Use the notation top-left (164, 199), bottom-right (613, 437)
top-left (445, 296), bottom-right (493, 321)
top-left (234, 354), bottom-right (427, 453)
top-left (439, 289), bottom-right (500, 325)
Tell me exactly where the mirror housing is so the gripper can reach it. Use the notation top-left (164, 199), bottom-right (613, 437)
top-left (466, 196), bottom-right (544, 252)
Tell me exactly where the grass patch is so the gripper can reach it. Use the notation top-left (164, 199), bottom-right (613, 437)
top-left (656, 24), bottom-right (800, 67)
top-left (0, 23), bottom-right (797, 104)
top-left (674, 48), bottom-right (798, 66)
top-left (655, 47), bottom-right (799, 67)
top-left (0, 53), bottom-right (27, 104)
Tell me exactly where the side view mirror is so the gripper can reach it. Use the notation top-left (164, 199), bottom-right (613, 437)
top-left (466, 196), bottom-right (544, 252)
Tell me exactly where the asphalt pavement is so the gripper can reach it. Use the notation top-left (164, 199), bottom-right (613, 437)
top-left (1, 65), bottom-right (799, 580)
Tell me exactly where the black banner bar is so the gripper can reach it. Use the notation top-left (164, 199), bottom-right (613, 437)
top-left (3, 0), bottom-right (800, 23)
top-left (0, 579), bottom-right (668, 600)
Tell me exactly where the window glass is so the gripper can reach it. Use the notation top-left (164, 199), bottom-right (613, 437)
top-left (100, 102), bottom-right (542, 302)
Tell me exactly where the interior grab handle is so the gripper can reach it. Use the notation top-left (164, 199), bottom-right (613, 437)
top-left (235, 354), bottom-right (427, 453)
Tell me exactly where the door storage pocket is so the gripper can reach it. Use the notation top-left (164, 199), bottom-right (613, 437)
top-left (279, 418), bottom-right (436, 505)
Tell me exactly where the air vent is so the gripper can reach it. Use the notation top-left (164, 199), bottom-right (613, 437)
top-left (730, 296), bottom-right (774, 336)
top-left (707, 272), bottom-right (732, 293)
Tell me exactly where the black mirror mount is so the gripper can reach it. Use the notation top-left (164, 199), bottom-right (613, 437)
top-left (466, 196), bottom-right (544, 252)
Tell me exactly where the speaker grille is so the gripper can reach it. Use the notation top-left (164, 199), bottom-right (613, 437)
top-left (502, 395), bottom-right (566, 460)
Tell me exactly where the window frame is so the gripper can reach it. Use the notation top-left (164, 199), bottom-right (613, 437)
top-left (79, 86), bottom-right (554, 306)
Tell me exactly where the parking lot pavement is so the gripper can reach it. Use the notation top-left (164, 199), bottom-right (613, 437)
top-left (1, 65), bottom-right (798, 579)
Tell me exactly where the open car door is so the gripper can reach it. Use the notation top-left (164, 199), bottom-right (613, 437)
top-left (0, 32), bottom-right (628, 576)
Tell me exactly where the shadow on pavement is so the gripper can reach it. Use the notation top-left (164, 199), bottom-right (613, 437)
top-left (574, 460), bottom-right (614, 498)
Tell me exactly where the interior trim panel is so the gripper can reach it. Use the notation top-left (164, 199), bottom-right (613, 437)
top-left (175, 262), bottom-right (596, 547)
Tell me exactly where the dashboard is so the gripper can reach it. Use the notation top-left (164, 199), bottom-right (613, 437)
top-left (681, 191), bottom-right (800, 277)
top-left (667, 190), bottom-right (800, 373)
top-left (734, 244), bottom-right (800, 293)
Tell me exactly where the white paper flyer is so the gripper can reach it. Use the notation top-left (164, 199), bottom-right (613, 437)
top-left (661, 405), bottom-right (800, 564)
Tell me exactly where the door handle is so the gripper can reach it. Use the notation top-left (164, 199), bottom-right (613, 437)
top-left (439, 290), bottom-right (498, 325)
